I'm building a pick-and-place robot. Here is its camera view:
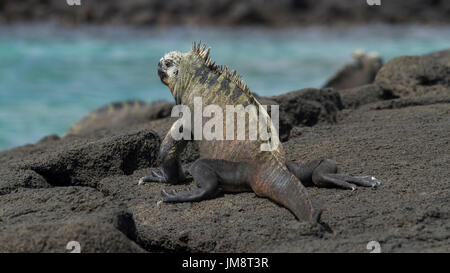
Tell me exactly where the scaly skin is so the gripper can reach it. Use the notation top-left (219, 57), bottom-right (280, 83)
top-left (65, 100), bottom-right (175, 137)
top-left (65, 100), bottom-right (147, 136)
top-left (139, 42), bottom-right (382, 222)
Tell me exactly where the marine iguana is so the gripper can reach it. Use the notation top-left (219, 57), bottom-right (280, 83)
top-left (323, 49), bottom-right (383, 90)
top-left (65, 100), bottom-right (173, 136)
top-left (139, 42), bottom-right (382, 222)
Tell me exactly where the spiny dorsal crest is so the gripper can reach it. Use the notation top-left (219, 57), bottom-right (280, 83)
top-left (191, 41), bottom-right (258, 105)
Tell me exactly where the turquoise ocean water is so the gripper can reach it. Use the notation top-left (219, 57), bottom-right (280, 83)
top-left (0, 24), bottom-right (449, 151)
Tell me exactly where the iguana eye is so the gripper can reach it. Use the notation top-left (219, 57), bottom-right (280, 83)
top-left (165, 60), bottom-right (172, 67)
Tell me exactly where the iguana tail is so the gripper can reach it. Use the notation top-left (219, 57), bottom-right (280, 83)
top-left (252, 164), bottom-right (321, 223)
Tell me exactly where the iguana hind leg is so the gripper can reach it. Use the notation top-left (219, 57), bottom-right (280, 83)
top-left (161, 158), bottom-right (252, 202)
top-left (287, 158), bottom-right (382, 191)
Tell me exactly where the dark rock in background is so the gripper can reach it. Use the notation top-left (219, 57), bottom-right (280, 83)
top-left (375, 49), bottom-right (450, 98)
top-left (338, 49), bottom-right (450, 109)
top-left (260, 88), bottom-right (343, 141)
top-left (362, 94), bottom-right (450, 111)
top-left (338, 84), bottom-right (396, 109)
top-left (0, 0), bottom-right (449, 26)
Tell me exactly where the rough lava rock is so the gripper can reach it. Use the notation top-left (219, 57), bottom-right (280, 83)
top-left (0, 168), bottom-right (51, 196)
top-left (259, 88), bottom-right (343, 141)
top-left (338, 84), bottom-right (396, 109)
top-left (21, 129), bottom-right (160, 188)
top-left (375, 49), bottom-right (450, 98)
top-left (362, 94), bottom-right (450, 111)
top-left (1, 129), bottom-right (160, 191)
top-left (338, 49), bottom-right (450, 110)
top-left (1, 0), bottom-right (450, 26)
top-left (0, 187), bottom-right (144, 252)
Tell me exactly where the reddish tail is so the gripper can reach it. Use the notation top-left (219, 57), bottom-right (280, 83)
top-left (252, 165), bottom-right (321, 223)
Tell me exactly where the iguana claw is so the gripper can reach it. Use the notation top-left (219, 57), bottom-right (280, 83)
top-left (161, 188), bottom-right (181, 202)
top-left (138, 168), bottom-right (168, 185)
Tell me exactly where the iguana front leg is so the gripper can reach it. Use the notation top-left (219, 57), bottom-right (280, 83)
top-left (286, 158), bottom-right (382, 191)
top-left (138, 125), bottom-right (189, 185)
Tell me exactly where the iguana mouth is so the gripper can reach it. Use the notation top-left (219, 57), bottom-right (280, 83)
top-left (157, 62), bottom-right (169, 85)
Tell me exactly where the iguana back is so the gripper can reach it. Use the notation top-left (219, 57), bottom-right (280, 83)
top-left (174, 43), bottom-right (285, 165)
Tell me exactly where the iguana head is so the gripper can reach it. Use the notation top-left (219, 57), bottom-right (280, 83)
top-left (158, 42), bottom-right (253, 105)
top-left (157, 51), bottom-right (184, 89)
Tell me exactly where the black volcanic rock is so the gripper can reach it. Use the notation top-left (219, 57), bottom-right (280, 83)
top-left (0, 168), bottom-right (51, 196)
top-left (338, 84), bottom-right (396, 109)
top-left (259, 88), bottom-right (343, 141)
top-left (0, 0), bottom-right (449, 26)
top-left (0, 187), bottom-right (144, 252)
top-left (3, 129), bottom-right (160, 188)
top-left (375, 49), bottom-right (450, 98)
